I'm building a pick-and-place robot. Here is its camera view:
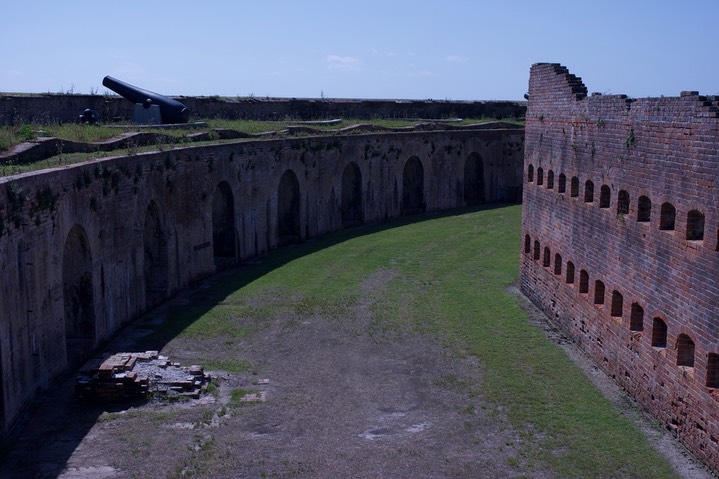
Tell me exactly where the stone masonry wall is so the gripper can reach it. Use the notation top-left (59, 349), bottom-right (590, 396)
top-left (0, 127), bottom-right (523, 437)
top-left (520, 63), bottom-right (719, 470)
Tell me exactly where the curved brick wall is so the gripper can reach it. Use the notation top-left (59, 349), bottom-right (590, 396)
top-left (0, 126), bottom-right (523, 437)
top-left (521, 63), bottom-right (719, 470)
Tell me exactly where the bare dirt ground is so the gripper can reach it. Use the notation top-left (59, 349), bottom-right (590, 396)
top-left (0, 276), bottom-right (714, 478)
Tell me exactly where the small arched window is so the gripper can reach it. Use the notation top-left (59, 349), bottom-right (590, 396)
top-left (547, 170), bottom-right (555, 189)
top-left (629, 303), bottom-right (644, 331)
top-left (558, 174), bottom-right (566, 193)
top-left (527, 165), bottom-right (534, 183)
top-left (660, 202), bottom-right (676, 230)
top-left (594, 280), bottom-right (605, 305)
top-left (570, 177), bottom-right (579, 198)
top-left (524, 234), bottom-right (531, 254)
top-left (565, 261), bottom-right (575, 284)
top-left (599, 185), bottom-right (611, 208)
top-left (554, 253), bottom-right (562, 275)
top-left (537, 167), bottom-right (544, 186)
top-left (579, 270), bottom-right (589, 293)
top-left (610, 291), bottom-right (623, 317)
top-left (676, 334), bottom-right (695, 367)
top-left (707, 354), bottom-right (719, 388)
top-left (543, 246), bottom-right (551, 267)
top-left (637, 195), bottom-right (651, 222)
top-left (617, 190), bottom-right (630, 216)
top-left (686, 210), bottom-right (705, 241)
top-left (652, 318), bottom-right (667, 348)
top-left (533, 240), bottom-right (541, 261)
top-left (584, 181), bottom-right (594, 203)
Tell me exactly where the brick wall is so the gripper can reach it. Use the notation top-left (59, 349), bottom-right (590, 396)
top-left (0, 126), bottom-right (523, 437)
top-left (0, 94), bottom-right (526, 125)
top-left (521, 63), bottom-right (719, 470)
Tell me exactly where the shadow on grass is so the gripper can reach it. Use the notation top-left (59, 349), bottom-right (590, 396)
top-left (137, 202), bottom-right (517, 350)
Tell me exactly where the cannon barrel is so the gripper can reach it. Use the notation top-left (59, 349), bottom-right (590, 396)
top-left (102, 75), bottom-right (190, 124)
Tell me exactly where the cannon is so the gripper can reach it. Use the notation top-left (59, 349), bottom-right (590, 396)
top-left (102, 75), bottom-right (190, 124)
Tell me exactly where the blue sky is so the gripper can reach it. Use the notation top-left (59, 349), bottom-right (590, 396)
top-left (2, 1), bottom-right (717, 101)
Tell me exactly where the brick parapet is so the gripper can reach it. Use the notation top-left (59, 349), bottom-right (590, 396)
top-left (521, 63), bottom-right (719, 469)
top-left (0, 94), bottom-right (527, 125)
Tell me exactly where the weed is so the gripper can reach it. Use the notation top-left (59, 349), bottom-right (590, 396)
top-left (206, 381), bottom-right (220, 398)
top-left (625, 127), bottom-right (636, 149)
top-left (229, 388), bottom-right (259, 408)
top-left (17, 125), bottom-right (35, 142)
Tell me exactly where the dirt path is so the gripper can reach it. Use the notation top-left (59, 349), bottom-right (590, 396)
top-left (0, 278), bottom-right (714, 478)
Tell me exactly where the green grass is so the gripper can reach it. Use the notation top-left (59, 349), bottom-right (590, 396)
top-left (156, 204), bottom-right (677, 478)
top-left (0, 117), bottom-right (520, 156)
top-left (229, 388), bottom-right (259, 408)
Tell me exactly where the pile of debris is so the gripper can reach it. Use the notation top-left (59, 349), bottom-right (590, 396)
top-left (76, 351), bottom-right (211, 402)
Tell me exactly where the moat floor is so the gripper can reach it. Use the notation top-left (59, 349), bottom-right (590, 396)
top-left (1, 285), bottom-right (711, 479)
top-left (0, 206), bottom-right (713, 478)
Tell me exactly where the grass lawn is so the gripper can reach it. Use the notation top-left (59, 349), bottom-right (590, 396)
top-left (153, 204), bottom-right (677, 478)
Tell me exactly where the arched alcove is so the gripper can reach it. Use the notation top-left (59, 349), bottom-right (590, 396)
top-left (402, 156), bottom-right (425, 215)
top-left (212, 181), bottom-right (236, 267)
top-left (144, 200), bottom-right (169, 308)
top-left (463, 153), bottom-right (485, 205)
top-left (278, 169), bottom-right (301, 245)
top-left (63, 224), bottom-right (95, 365)
top-left (341, 162), bottom-right (363, 228)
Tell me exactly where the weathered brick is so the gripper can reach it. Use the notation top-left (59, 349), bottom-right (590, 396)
top-left (522, 63), bottom-right (719, 471)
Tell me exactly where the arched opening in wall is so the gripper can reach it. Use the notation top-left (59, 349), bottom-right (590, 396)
top-left (144, 201), bottom-right (169, 308)
top-left (212, 181), bottom-right (236, 268)
top-left (638, 196), bottom-right (651, 222)
top-left (543, 246), bottom-right (551, 267)
top-left (617, 190), bottom-right (630, 217)
top-left (524, 234), bottom-right (531, 254)
top-left (533, 240), bottom-right (540, 261)
top-left (676, 334), bottom-right (695, 367)
top-left (599, 185), bottom-right (611, 208)
top-left (686, 210), bottom-right (705, 241)
top-left (610, 291), bottom-right (623, 317)
top-left (278, 169), bottom-right (301, 245)
top-left (558, 174), bottom-right (566, 193)
top-left (579, 270), bottom-right (589, 293)
top-left (546, 170), bottom-right (554, 190)
top-left (402, 156), bottom-right (425, 215)
top-left (570, 177), bottom-right (579, 198)
top-left (660, 202), bottom-right (676, 230)
top-left (565, 261), bottom-right (575, 284)
top-left (594, 280), bottom-right (605, 305)
top-left (584, 181), bottom-right (594, 203)
top-left (652, 318), bottom-right (667, 348)
top-left (527, 165), bottom-right (534, 183)
top-left (630, 303), bottom-right (644, 331)
top-left (0, 343), bottom-right (3, 432)
top-left (341, 162), bottom-right (363, 227)
top-left (553, 253), bottom-right (562, 275)
top-left (463, 153), bottom-right (485, 205)
top-left (63, 224), bottom-right (96, 366)
top-left (536, 167), bottom-right (544, 186)
top-left (706, 354), bottom-right (719, 388)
